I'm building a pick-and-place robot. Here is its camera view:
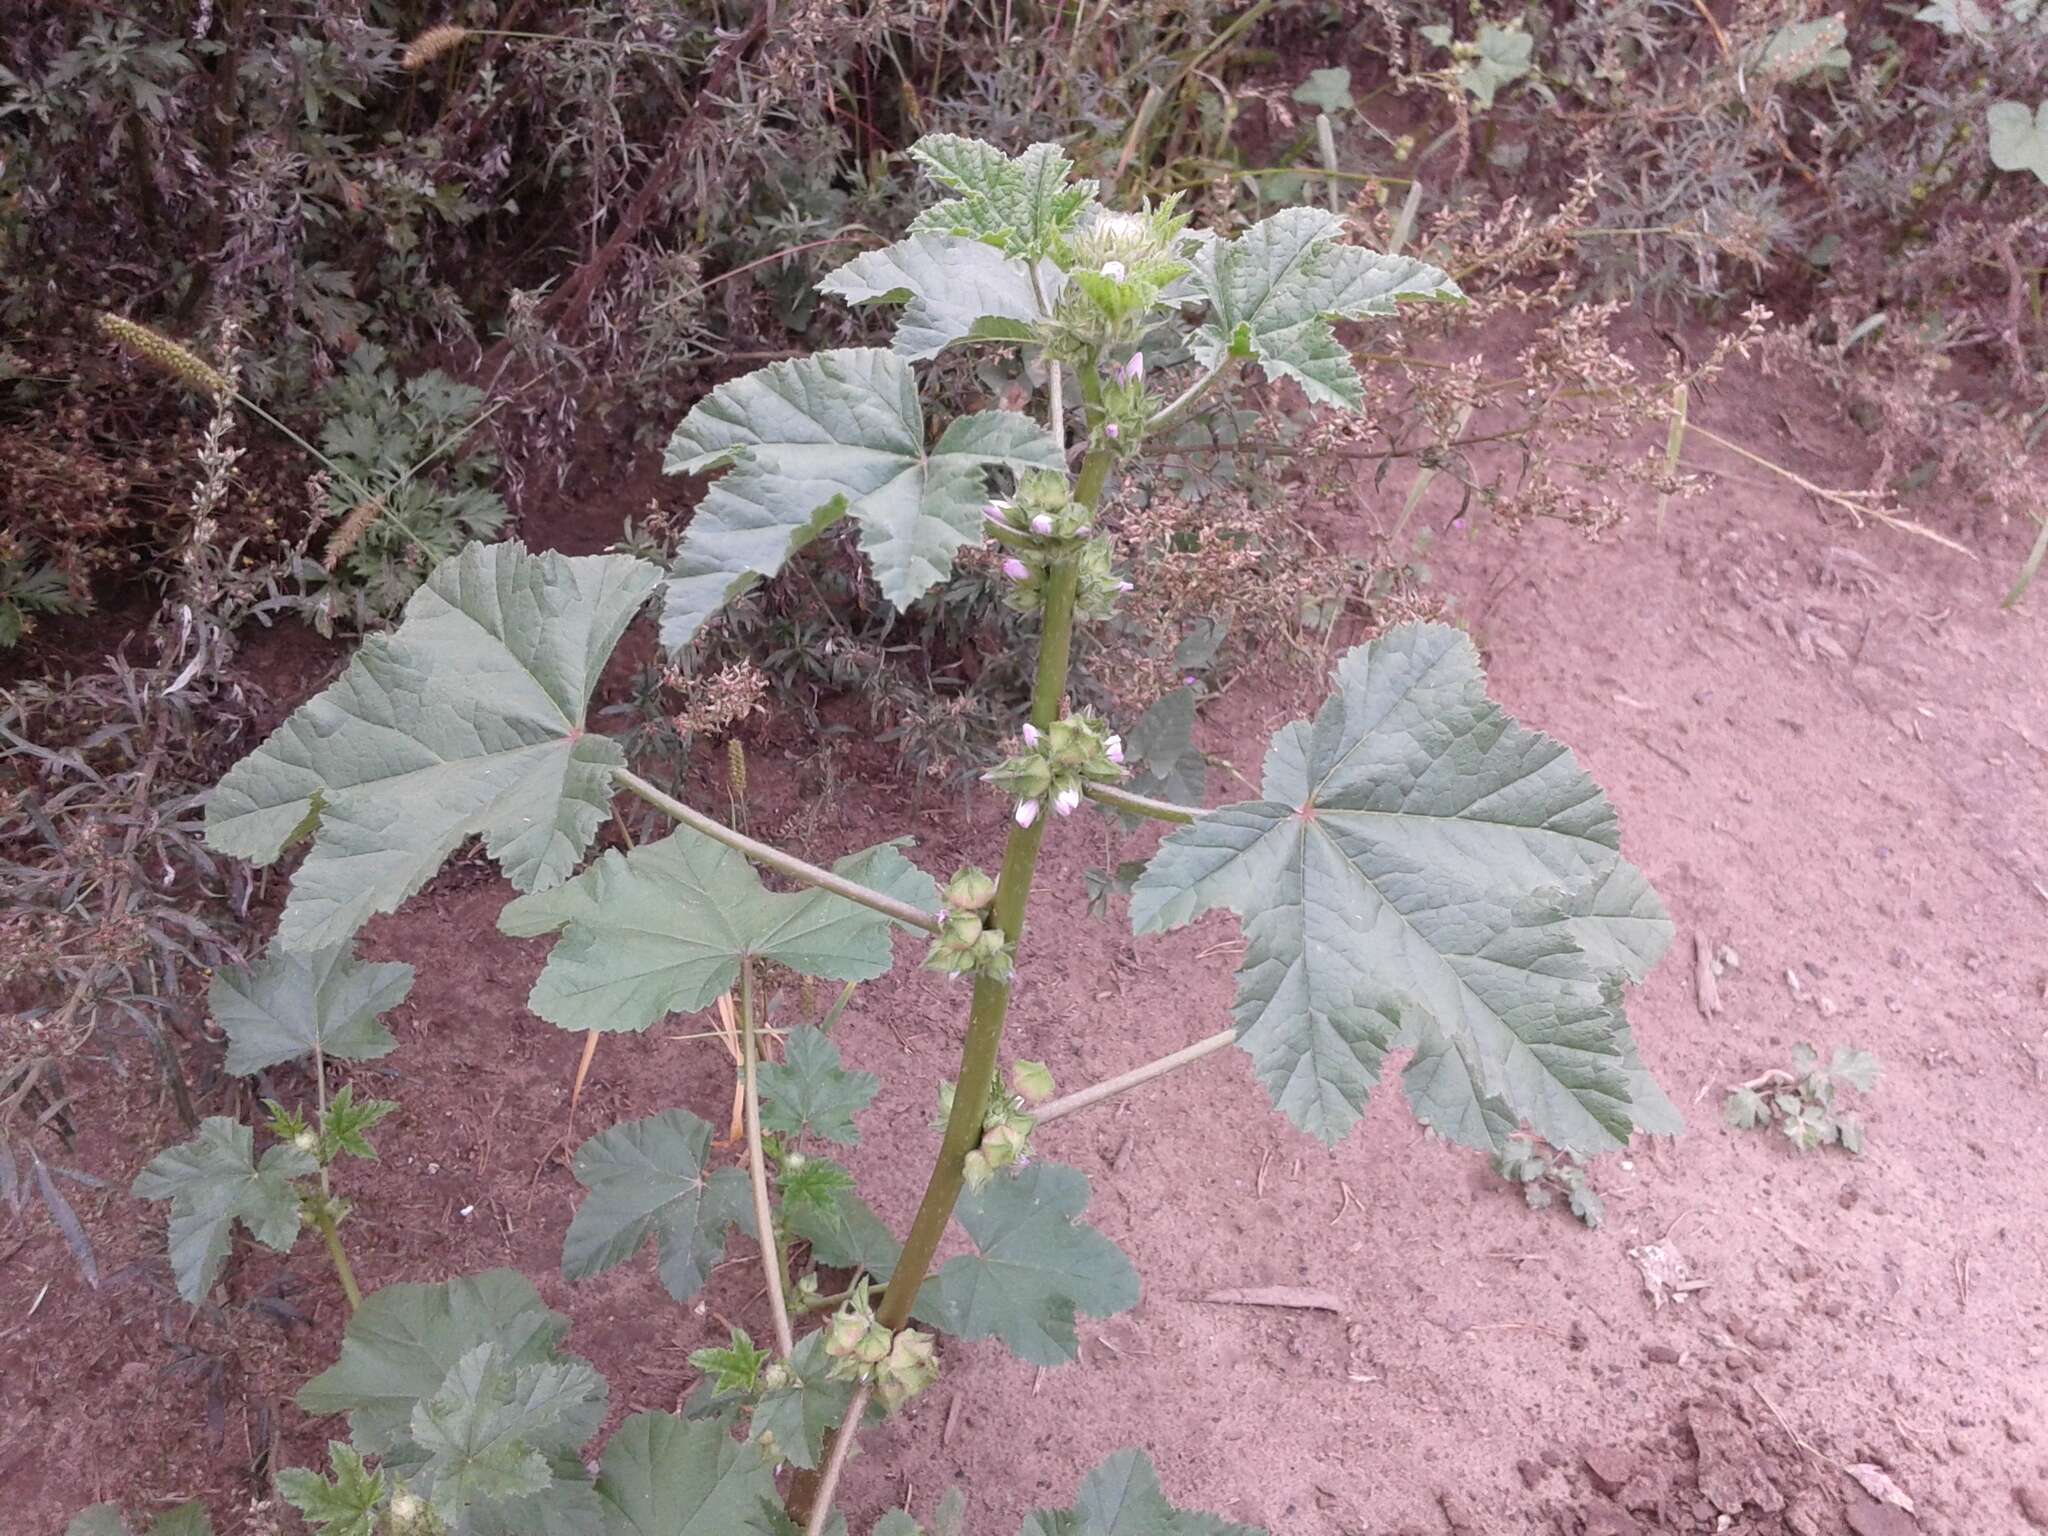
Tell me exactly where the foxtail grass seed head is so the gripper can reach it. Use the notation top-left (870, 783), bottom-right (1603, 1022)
top-left (727, 737), bottom-right (747, 800)
top-left (323, 500), bottom-right (383, 569)
top-left (402, 23), bottom-right (472, 70)
top-left (96, 313), bottom-right (231, 400)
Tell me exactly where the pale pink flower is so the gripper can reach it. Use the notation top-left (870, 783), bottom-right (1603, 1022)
top-left (1002, 558), bottom-right (1030, 581)
top-left (1014, 799), bottom-right (1041, 828)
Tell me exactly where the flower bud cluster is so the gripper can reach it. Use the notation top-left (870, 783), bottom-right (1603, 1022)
top-left (1041, 202), bottom-right (1195, 360)
top-left (990, 470), bottom-right (1133, 621)
top-left (923, 865), bottom-right (1014, 982)
top-left (982, 712), bottom-right (1125, 829)
top-left (821, 1281), bottom-right (940, 1410)
top-left (1097, 350), bottom-right (1147, 452)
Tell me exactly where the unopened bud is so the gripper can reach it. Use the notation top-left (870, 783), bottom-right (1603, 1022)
top-left (1014, 799), bottom-right (1040, 829)
top-left (962, 1149), bottom-right (994, 1191)
top-left (945, 867), bottom-right (998, 911)
top-left (826, 1311), bottom-right (869, 1357)
top-left (856, 1323), bottom-right (893, 1366)
top-left (390, 1492), bottom-right (424, 1526)
top-left (291, 1129), bottom-right (320, 1155)
top-left (1101, 261), bottom-right (1127, 281)
top-left (762, 1362), bottom-right (791, 1390)
top-left (1104, 734), bottom-right (1125, 765)
top-left (1002, 557), bottom-right (1030, 582)
top-left (1104, 422), bottom-right (1120, 440)
top-left (1054, 785), bottom-right (1081, 816)
top-left (1021, 723), bottom-right (1040, 748)
top-left (1030, 513), bottom-right (1055, 535)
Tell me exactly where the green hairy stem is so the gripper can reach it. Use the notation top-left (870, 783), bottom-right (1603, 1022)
top-left (876, 446), bottom-right (1112, 1337)
top-left (312, 1203), bottom-right (363, 1312)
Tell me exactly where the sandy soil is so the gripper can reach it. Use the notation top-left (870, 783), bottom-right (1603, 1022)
top-left (3, 378), bottom-right (2044, 1536)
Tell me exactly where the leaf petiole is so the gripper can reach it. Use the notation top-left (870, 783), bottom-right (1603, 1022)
top-left (1031, 1028), bottom-right (1237, 1127)
top-left (613, 768), bottom-right (943, 935)
top-left (740, 958), bottom-right (795, 1359)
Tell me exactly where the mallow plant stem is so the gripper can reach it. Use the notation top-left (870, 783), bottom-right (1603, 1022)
top-left (741, 956), bottom-right (795, 1359)
top-left (313, 1206), bottom-right (364, 1312)
top-left (875, 444), bottom-right (1113, 1340)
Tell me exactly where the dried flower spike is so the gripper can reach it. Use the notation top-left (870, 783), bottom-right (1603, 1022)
top-left (402, 23), bottom-right (472, 70)
top-left (323, 500), bottom-right (383, 569)
top-left (96, 313), bottom-right (231, 400)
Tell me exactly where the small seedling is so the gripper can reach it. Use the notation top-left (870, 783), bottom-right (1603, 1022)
top-left (1493, 1132), bottom-right (1605, 1228)
top-left (1724, 1043), bottom-right (1881, 1154)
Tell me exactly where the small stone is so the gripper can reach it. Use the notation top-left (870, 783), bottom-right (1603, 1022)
top-left (1723, 1351), bottom-right (1754, 1380)
top-left (1569, 1319), bottom-right (1591, 1352)
top-left (1845, 1491), bottom-right (1918, 1536)
top-left (1543, 1447), bottom-right (1568, 1469)
top-left (1839, 1185), bottom-right (1861, 1210)
top-left (1947, 1433), bottom-right (1969, 1457)
top-left (1746, 1323), bottom-right (1792, 1352)
top-left (2016, 1483), bottom-right (2048, 1529)
top-left (1584, 1446), bottom-right (1636, 1495)
top-left (2008, 1415), bottom-right (2035, 1445)
top-left (1517, 1459), bottom-right (1544, 1491)
top-left (1645, 1343), bottom-right (1682, 1364)
top-left (1578, 1500), bottom-right (1640, 1536)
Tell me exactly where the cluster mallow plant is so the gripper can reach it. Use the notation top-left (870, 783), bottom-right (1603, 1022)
top-left (112, 134), bottom-right (1677, 1536)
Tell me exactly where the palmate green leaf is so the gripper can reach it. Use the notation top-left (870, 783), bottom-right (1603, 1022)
top-left (132, 1117), bottom-right (316, 1303)
top-left (206, 542), bottom-right (661, 951)
top-left (299, 1269), bottom-right (575, 1452)
top-left (912, 1162), bottom-right (1138, 1366)
top-left (1188, 208), bottom-right (1463, 410)
top-left (818, 236), bottom-right (1049, 361)
top-left (212, 943), bottom-right (414, 1076)
top-left (660, 349), bottom-right (1062, 649)
top-left (759, 1027), bottom-right (879, 1144)
top-left (560, 1109), bottom-right (752, 1301)
top-left (1020, 1450), bottom-right (1265, 1536)
top-left (407, 1344), bottom-right (608, 1531)
top-left (501, 825), bottom-right (936, 1033)
top-left (595, 1411), bottom-right (781, 1536)
top-left (907, 135), bottom-right (1098, 259)
top-left (783, 1174), bottom-right (901, 1278)
top-left (752, 1332), bottom-right (861, 1471)
top-left (278, 1442), bottom-right (388, 1536)
top-left (1130, 623), bottom-right (1673, 1153)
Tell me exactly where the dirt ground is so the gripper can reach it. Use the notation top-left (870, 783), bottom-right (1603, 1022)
top-left (3, 375), bottom-right (2045, 1536)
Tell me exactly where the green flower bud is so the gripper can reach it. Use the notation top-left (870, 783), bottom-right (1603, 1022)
top-left (962, 1148), bottom-right (994, 1192)
top-left (762, 1362), bottom-right (792, 1391)
top-left (855, 1323), bottom-right (894, 1366)
top-left (826, 1310), bottom-right (869, 1358)
top-left (945, 866), bottom-right (998, 912)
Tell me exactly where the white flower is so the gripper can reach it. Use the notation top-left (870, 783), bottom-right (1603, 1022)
top-left (1100, 260), bottom-right (1126, 282)
top-left (1104, 734), bottom-right (1124, 764)
top-left (1021, 723), bottom-right (1040, 748)
top-left (1054, 786), bottom-right (1081, 816)
top-left (1015, 799), bottom-right (1040, 828)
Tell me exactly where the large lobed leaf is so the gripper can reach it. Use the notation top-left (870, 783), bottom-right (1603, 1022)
top-left (206, 542), bottom-right (661, 951)
top-left (912, 1162), bottom-right (1137, 1366)
top-left (299, 1272), bottom-right (608, 1536)
top-left (1188, 207), bottom-right (1463, 410)
top-left (212, 943), bottom-right (414, 1076)
top-left (559, 1109), bottom-right (752, 1301)
top-left (595, 1411), bottom-right (781, 1535)
top-left (907, 135), bottom-right (1098, 259)
top-left (660, 349), bottom-right (1061, 649)
top-left (499, 824), bottom-right (937, 1034)
top-left (1020, 1450), bottom-right (1265, 1536)
top-left (1131, 623), bottom-right (1674, 1153)
top-left (818, 236), bottom-right (1050, 361)
top-left (758, 1026), bottom-right (879, 1144)
top-left (132, 1117), bottom-right (316, 1302)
